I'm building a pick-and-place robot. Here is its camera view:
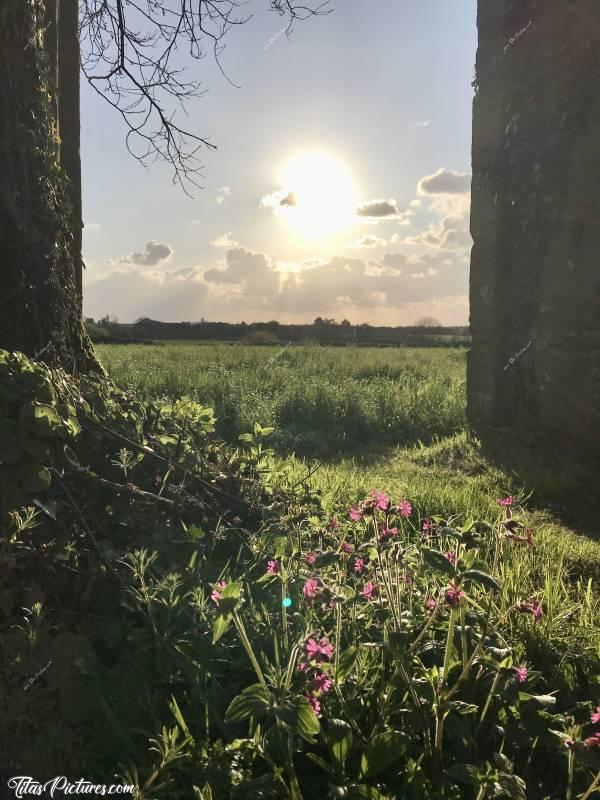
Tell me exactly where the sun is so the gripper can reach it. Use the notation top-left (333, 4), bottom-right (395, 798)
top-left (275, 152), bottom-right (357, 239)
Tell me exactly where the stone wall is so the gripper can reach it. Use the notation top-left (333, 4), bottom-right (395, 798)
top-left (468, 0), bottom-right (600, 450)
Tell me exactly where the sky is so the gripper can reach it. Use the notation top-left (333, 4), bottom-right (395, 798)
top-left (81, 0), bottom-right (477, 325)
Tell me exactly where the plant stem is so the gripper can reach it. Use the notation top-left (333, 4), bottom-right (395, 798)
top-left (476, 670), bottom-right (501, 735)
top-left (579, 770), bottom-right (600, 800)
top-left (566, 746), bottom-right (575, 800)
top-left (441, 606), bottom-right (458, 688)
top-left (233, 611), bottom-right (267, 690)
top-left (459, 605), bottom-right (468, 669)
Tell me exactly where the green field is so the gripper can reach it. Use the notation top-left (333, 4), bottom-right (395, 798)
top-left (98, 340), bottom-right (600, 597)
top-left (97, 342), bottom-right (467, 457)
top-left (5, 343), bottom-right (598, 795)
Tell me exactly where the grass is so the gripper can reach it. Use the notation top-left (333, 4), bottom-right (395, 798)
top-left (98, 342), bottom-right (600, 673)
top-left (97, 342), bottom-right (466, 458)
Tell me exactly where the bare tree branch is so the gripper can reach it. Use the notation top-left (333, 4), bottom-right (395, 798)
top-left (79, 0), bottom-right (332, 192)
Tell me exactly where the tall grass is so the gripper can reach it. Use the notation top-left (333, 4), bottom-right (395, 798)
top-left (97, 342), bottom-right (466, 457)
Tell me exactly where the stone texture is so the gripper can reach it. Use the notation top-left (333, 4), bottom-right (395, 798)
top-left (468, 0), bottom-right (600, 449)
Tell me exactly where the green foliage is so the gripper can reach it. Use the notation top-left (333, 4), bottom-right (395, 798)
top-left (1, 348), bottom-right (598, 800)
top-left (97, 343), bottom-right (466, 457)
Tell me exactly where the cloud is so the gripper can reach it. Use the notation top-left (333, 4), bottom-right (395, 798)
top-left (356, 198), bottom-right (400, 218)
top-left (210, 232), bottom-right (239, 248)
top-left (414, 120), bottom-right (431, 129)
top-left (117, 240), bottom-right (173, 267)
top-left (216, 186), bottom-right (231, 205)
top-left (279, 191), bottom-right (297, 207)
top-left (349, 234), bottom-right (388, 248)
top-left (403, 215), bottom-right (472, 251)
top-left (418, 168), bottom-right (471, 196)
top-left (84, 245), bottom-right (469, 325)
top-left (204, 247), bottom-right (278, 298)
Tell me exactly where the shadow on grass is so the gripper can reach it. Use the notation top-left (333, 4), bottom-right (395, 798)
top-left (477, 429), bottom-right (600, 541)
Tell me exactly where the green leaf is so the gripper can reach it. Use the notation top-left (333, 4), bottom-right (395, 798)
top-left (446, 763), bottom-right (480, 787)
top-left (337, 646), bottom-right (358, 682)
top-left (421, 547), bottom-right (456, 577)
top-left (463, 569), bottom-right (501, 592)
top-left (17, 461), bottom-right (51, 493)
top-left (359, 730), bottom-right (407, 780)
top-left (187, 524), bottom-right (206, 541)
top-left (347, 785), bottom-right (387, 800)
top-left (212, 612), bottom-right (232, 643)
top-left (518, 693), bottom-right (556, 708)
top-left (495, 773), bottom-right (527, 800)
top-left (217, 582), bottom-right (242, 614)
top-left (225, 684), bottom-right (270, 723)
top-left (0, 418), bottom-right (25, 464)
top-left (278, 696), bottom-right (320, 743)
top-left (19, 402), bottom-right (63, 437)
top-left (323, 718), bottom-right (353, 770)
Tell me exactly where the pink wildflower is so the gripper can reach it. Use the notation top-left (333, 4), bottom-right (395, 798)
top-left (584, 732), bottom-right (600, 748)
top-left (341, 542), bottom-right (353, 554)
top-left (354, 557), bottom-right (365, 573)
top-left (445, 582), bottom-right (465, 607)
top-left (313, 672), bottom-right (334, 694)
top-left (425, 596), bottom-right (436, 611)
top-left (379, 524), bottom-right (398, 541)
top-left (329, 516), bottom-right (340, 530)
top-left (396, 499), bottom-right (412, 517)
top-left (445, 551), bottom-right (457, 565)
top-left (297, 661), bottom-right (310, 673)
top-left (306, 636), bottom-right (334, 661)
top-left (515, 666), bottom-right (528, 684)
top-left (305, 551), bottom-right (317, 566)
top-left (211, 580), bottom-right (228, 605)
top-left (362, 581), bottom-right (378, 601)
top-left (422, 518), bottom-right (432, 534)
top-left (507, 527), bottom-right (533, 546)
top-left (267, 559), bottom-right (280, 575)
top-left (370, 490), bottom-right (390, 511)
top-left (591, 706), bottom-right (600, 724)
top-left (517, 600), bottom-right (543, 624)
top-left (303, 578), bottom-right (323, 603)
top-left (497, 496), bottom-right (514, 508)
top-left (305, 693), bottom-right (321, 716)
top-left (350, 505), bottom-right (363, 522)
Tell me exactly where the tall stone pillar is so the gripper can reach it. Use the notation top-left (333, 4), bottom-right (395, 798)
top-left (468, 0), bottom-right (600, 450)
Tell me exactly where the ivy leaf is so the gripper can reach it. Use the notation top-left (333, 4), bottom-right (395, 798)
top-left (225, 684), bottom-right (270, 723)
top-left (0, 418), bottom-right (26, 464)
top-left (358, 730), bottom-right (408, 780)
top-left (19, 402), bottom-right (63, 437)
top-left (17, 461), bottom-right (51, 493)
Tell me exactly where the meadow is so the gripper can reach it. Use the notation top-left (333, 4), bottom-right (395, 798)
top-left (96, 342), bottom-right (467, 458)
top-left (98, 341), bottom-right (600, 667)
top-left (98, 342), bottom-right (600, 663)
top-left (7, 341), bottom-right (594, 796)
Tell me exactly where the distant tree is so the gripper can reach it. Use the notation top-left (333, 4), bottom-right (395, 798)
top-left (414, 316), bottom-right (442, 328)
top-left (340, 319), bottom-right (352, 327)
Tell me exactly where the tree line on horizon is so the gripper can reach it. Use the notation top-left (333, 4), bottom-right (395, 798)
top-left (85, 315), bottom-right (471, 347)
